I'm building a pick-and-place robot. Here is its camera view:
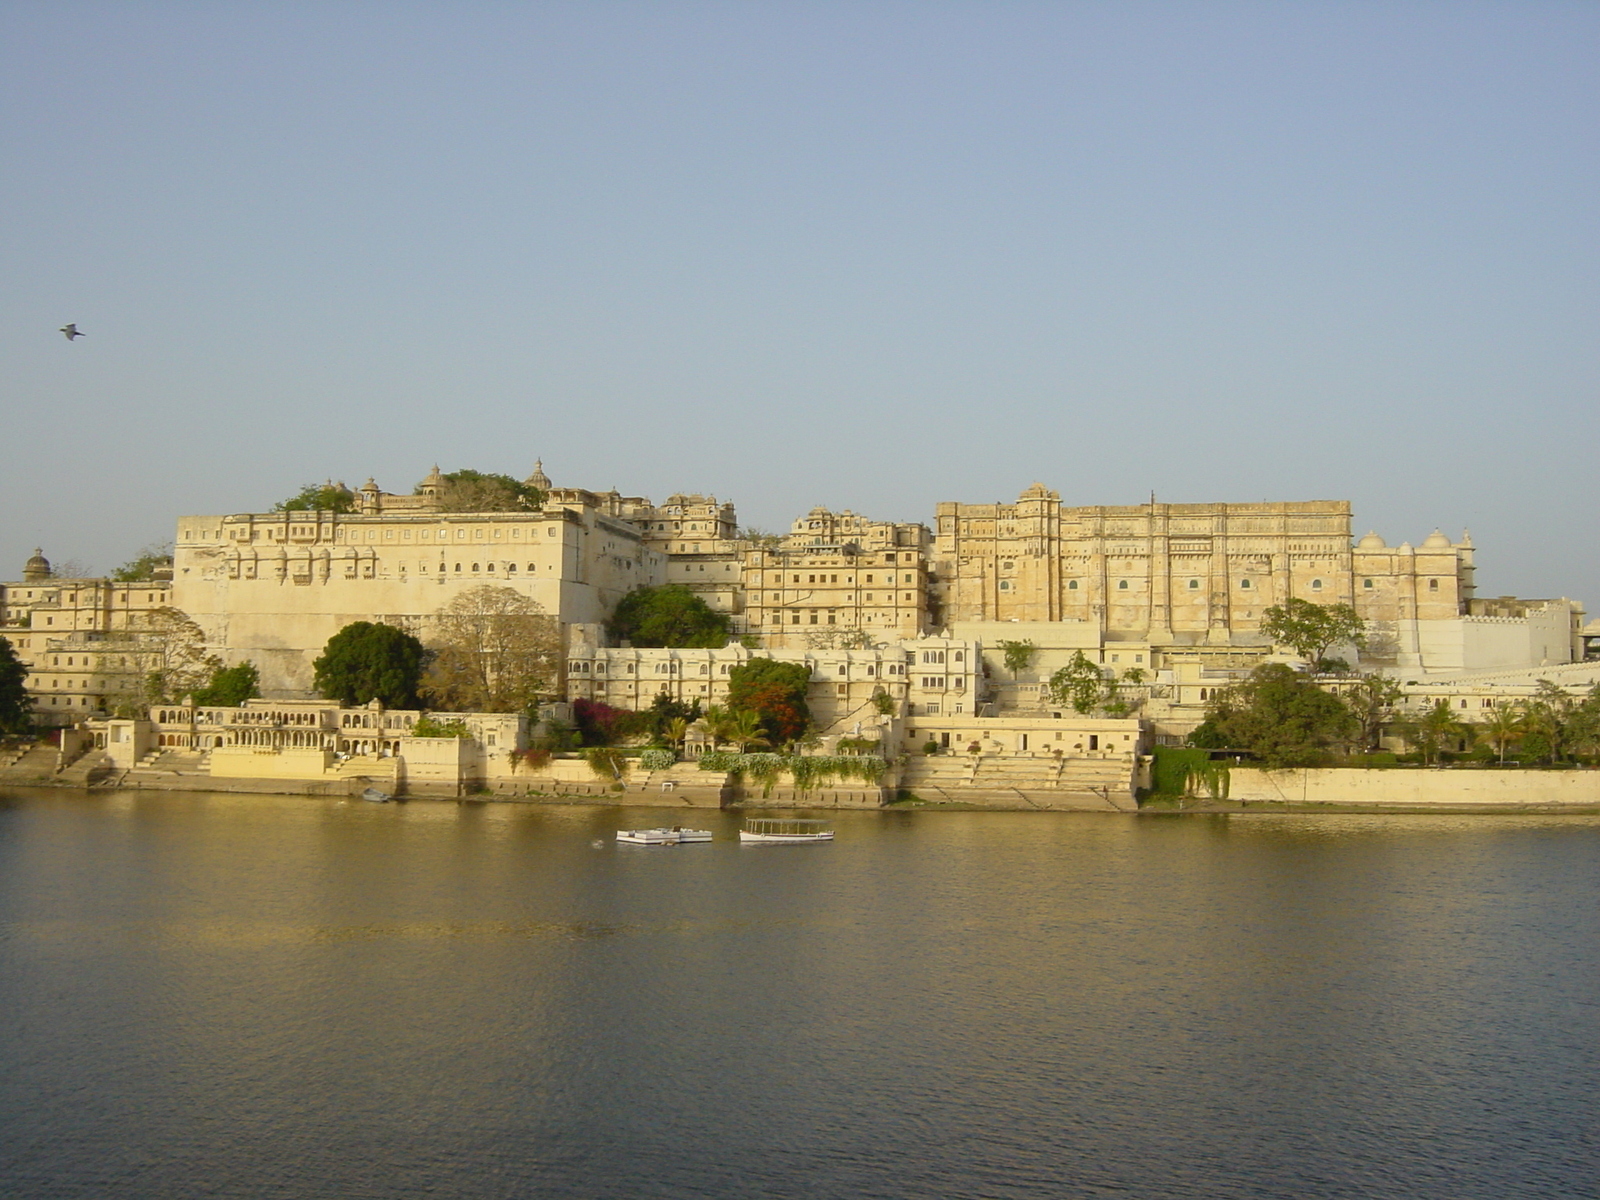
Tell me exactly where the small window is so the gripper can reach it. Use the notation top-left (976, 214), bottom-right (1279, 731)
top-left (1311, 579), bottom-right (1323, 591)
top-left (1117, 580), bottom-right (1129, 590)
top-left (1067, 580), bottom-right (1078, 590)
top-left (1240, 579), bottom-right (1252, 589)
top-left (1363, 578), bottom-right (1374, 589)
top-left (1429, 579), bottom-right (1439, 591)
top-left (999, 581), bottom-right (1010, 591)
top-left (1188, 579), bottom-right (1200, 590)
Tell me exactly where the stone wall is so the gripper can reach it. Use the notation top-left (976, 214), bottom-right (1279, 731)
top-left (1227, 767), bottom-right (1600, 808)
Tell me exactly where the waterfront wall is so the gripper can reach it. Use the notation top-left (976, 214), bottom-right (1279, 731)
top-left (1227, 767), bottom-right (1600, 808)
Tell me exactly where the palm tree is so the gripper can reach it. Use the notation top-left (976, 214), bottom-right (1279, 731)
top-left (1476, 702), bottom-right (1526, 765)
top-left (728, 709), bottom-right (769, 753)
top-left (1402, 699), bottom-right (1471, 766)
top-left (701, 705), bottom-right (736, 749)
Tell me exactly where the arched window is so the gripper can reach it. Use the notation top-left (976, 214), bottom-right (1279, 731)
top-left (1240, 579), bottom-right (1253, 589)
top-left (1311, 579), bottom-right (1323, 591)
top-left (1188, 579), bottom-right (1200, 589)
top-left (1117, 580), bottom-right (1129, 591)
top-left (1067, 579), bottom-right (1079, 590)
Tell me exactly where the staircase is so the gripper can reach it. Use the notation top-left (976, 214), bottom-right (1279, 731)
top-left (0, 741), bottom-right (36, 769)
top-left (0, 743), bottom-right (58, 779)
top-left (899, 752), bottom-right (1138, 810)
top-left (56, 750), bottom-right (115, 787)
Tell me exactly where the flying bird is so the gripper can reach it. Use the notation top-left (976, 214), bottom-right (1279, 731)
top-left (60, 324), bottom-right (84, 340)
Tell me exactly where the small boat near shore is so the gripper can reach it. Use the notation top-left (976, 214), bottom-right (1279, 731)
top-left (739, 818), bottom-right (834, 844)
top-left (360, 787), bottom-right (392, 804)
top-left (616, 827), bottom-right (714, 845)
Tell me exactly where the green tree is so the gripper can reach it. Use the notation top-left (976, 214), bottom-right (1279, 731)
top-left (274, 482), bottom-right (355, 513)
top-left (0, 636), bottom-right (33, 733)
top-left (432, 469), bottom-right (545, 512)
top-left (1344, 673), bottom-right (1404, 751)
top-left (1567, 685), bottom-right (1600, 761)
top-left (1520, 680), bottom-right (1578, 764)
top-left (111, 542), bottom-right (173, 582)
top-left (1045, 651), bottom-right (1104, 715)
top-left (999, 640), bottom-right (1036, 677)
top-left (644, 691), bottom-right (701, 743)
top-left (727, 658), bottom-right (811, 746)
top-left (192, 661), bottom-right (260, 707)
top-left (1203, 663), bottom-right (1359, 767)
top-left (422, 585), bottom-right (561, 713)
top-left (1260, 598), bottom-right (1366, 671)
top-left (313, 622), bottom-right (426, 708)
top-left (1399, 699), bottom-right (1472, 766)
top-left (606, 585), bottom-right (730, 648)
top-left (725, 709), bottom-right (770, 752)
top-left (1475, 702), bottom-right (1527, 765)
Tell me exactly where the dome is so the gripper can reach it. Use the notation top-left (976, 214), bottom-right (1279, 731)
top-left (1355, 531), bottom-right (1388, 550)
top-left (23, 548), bottom-right (50, 582)
top-left (525, 459), bottom-right (552, 491)
top-left (417, 464), bottom-right (445, 492)
top-left (1421, 529), bottom-right (1453, 549)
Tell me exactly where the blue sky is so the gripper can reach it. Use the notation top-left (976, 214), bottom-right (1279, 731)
top-left (3, 2), bottom-right (1596, 604)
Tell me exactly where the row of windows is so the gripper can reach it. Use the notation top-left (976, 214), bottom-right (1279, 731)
top-left (1037, 577), bottom-right (1440, 592)
top-left (569, 661), bottom-right (912, 678)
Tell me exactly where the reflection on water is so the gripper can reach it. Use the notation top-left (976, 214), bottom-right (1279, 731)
top-left (1, 789), bottom-right (1597, 1199)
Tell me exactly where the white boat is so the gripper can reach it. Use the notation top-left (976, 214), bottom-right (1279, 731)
top-left (615, 827), bottom-right (714, 845)
top-left (739, 818), bottom-right (834, 844)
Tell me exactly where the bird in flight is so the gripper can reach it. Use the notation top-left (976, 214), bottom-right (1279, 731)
top-left (60, 323), bottom-right (85, 340)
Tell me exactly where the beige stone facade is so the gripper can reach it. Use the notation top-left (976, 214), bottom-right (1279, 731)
top-left (171, 472), bottom-right (665, 692)
top-left (0, 549), bottom-right (175, 724)
top-left (565, 635), bottom-right (982, 729)
top-left (930, 489), bottom-right (1480, 656)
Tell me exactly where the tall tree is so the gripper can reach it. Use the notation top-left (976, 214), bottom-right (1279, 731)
top-left (1203, 663), bottom-right (1359, 767)
top-left (1344, 673), bottom-right (1405, 751)
top-left (0, 636), bottom-right (33, 733)
top-left (1046, 651), bottom-right (1104, 714)
top-left (422, 585), bottom-right (562, 713)
top-left (1475, 702), bottom-right (1527, 765)
top-left (1260, 599), bottom-right (1366, 670)
top-left (999, 640), bottom-right (1037, 678)
top-left (607, 585), bottom-right (730, 648)
top-left (1399, 699), bottom-right (1472, 766)
top-left (727, 658), bottom-right (811, 746)
top-left (313, 622), bottom-right (426, 708)
top-left (1520, 680), bottom-right (1578, 764)
top-left (192, 661), bottom-right (261, 708)
top-left (136, 607), bottom-right (219, 708)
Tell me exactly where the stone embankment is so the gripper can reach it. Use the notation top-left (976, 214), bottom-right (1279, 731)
top-left (1223, 767), bottom-right (1600, 810)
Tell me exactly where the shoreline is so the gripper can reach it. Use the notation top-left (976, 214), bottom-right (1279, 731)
top-left (4, 772), bottom-right (1600, 816)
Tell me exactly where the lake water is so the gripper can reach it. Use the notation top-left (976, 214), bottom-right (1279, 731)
top-left (1, 788), bottom-right (1597, 1199)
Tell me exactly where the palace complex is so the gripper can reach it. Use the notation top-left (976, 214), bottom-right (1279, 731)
top-left (3, 462), bottom-right (1595, 745)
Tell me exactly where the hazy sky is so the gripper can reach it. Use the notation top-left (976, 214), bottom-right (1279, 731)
top-left (4, 2), bottom-right (1596, 603)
